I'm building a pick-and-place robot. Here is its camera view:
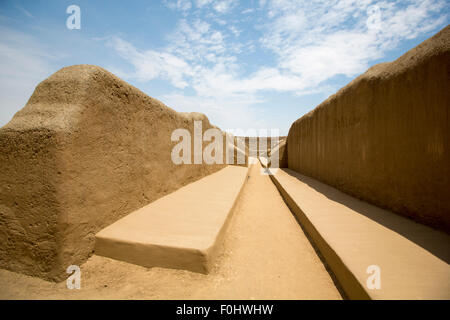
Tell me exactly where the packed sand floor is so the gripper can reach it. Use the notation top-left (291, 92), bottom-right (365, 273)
top-left (0, 161), bottom-right (341, 299)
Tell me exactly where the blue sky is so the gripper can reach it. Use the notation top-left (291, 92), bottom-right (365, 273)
top-left (0, 0), bottom-right (448, 135)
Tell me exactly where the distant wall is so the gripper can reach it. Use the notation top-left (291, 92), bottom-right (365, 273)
top-left (287, 26), bottom-right (450, 233)
top-left (269, 140), bottom-right (287, 168)
top-left (236, 136), bottom-right (286, 156)
top-left (0, 65), bottom-right (227, 281)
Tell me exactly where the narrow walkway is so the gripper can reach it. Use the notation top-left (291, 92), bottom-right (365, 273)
top-left (0, 161), bottom-right (341, 299)
top-left (271, 167), bottom-right (450, 299)
top-left (95, 165), bottom-right (249, 274)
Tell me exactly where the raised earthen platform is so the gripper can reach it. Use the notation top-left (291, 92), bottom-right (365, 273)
top-left (0, 160), bottom-right (341, 300)
top-left (95, 164), bottom-right (251, 274)
top-left (269, 167), bottom-right (450, 300)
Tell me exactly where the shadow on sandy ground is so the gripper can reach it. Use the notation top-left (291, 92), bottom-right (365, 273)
top-left (282, 169), bottom-right (450, 264)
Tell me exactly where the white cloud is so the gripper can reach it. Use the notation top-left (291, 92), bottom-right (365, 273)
top-left (0, 27), bottom-right (54, 127)
top-left (107, 37), bottom-right (192, 88)
top-left (158, 0), bottom-right (447, 99)
top-left (110, 0), bottom-right (448, 131)
top-left (241, 8), bottom-right (254, 14)
top-left (195, 0), bottom-right (213, 8)
top-left (165, 0), bottom-right (192, 13)
top-left (168, 0), bottom-right (237, 14)
top-left (213, 0), bottom-right (236, 14)
top-left (261, 0), bottom-right (448, 87)
top-left (1, 0), bottom-right (446, 133)
top-left (229, 25), bottom-right (241, 37)
top-left (110, 18), bottom-right (311, 98)
top-left (161, 92), bottom-right (269, 131)
top-left (166, 19), bottom-right (228, 61)
top-left (167, 0), bottom-right (237, 13)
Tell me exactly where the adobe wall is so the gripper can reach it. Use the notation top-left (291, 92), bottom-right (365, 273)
top-left (237, 136), bottom-right (286, 156)
top-left (287, 26), bottom-right (450, 233)
top-left (269, 139), bottom-right (287, 168)
top-left (0, 65), bottom-right (227, 281)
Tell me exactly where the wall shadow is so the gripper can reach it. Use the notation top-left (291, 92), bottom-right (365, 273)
top-left (281, 169), bottom-right (450, 264)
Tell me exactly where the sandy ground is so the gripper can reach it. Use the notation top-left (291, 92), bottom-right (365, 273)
top-left (0, 161), bottom-right (342, 299)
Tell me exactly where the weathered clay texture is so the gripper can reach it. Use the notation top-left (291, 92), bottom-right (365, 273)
top-left (287, 26), bottom-right (450, 233)
top-left (0, 65), bottom-right (227, 281)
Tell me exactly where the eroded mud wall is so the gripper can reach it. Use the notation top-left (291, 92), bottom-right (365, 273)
top-left (0, 65), bottom-right (226, 281)
top-left (287, 26), bottom-right (450, 233)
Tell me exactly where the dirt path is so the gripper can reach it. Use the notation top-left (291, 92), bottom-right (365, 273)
top-left (0, 161), bottom-right (341, 299)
